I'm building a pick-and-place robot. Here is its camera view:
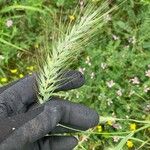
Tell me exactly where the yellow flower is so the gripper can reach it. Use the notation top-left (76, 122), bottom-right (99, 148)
top-left (130, 123), bottom-right (136, 131)
top-left (127, 140), bottom-right (133, 148)
top-left (19, 74), bottom-right (24, 78)
top-left (28, 72), bottom-right (32, 75)
top-left (26, 66), bottom-right (34, 71)
top-left (10, 69), bottom-right (18, 74)
top-left (69, 15), bottom-right (75, 21)
top-left (1, 78), bottom-right (8, 83)
top-left (107, 120), bottom-right (113, 126)
top-left (97, 125), bottom-right (102, 132)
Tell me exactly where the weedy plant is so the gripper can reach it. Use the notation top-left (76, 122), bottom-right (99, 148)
top-left (37, 1), bottom-right (117, 104)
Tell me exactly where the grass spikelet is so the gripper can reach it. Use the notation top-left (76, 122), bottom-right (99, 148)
top-left (37, 1), bottom-right (117, 104)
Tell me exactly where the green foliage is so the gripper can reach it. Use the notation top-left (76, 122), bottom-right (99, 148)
top-left (0, 0), bottom-right (150, 149)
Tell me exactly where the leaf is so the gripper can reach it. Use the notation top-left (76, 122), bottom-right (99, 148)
top-left (0, 5), bottom-right (46, 14)
top-left (143, 42), bottom-right (150, 49)
top-left (116, 21), bottom-right (132, 32)
top-left (0, 38), bottom-right (27, 52)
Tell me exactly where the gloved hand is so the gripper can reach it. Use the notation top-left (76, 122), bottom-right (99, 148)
top-left (0, 70), bottom-right (99, 150)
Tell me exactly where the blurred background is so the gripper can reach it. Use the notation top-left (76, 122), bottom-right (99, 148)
top-left (0, 0), bottom-right (150, 149)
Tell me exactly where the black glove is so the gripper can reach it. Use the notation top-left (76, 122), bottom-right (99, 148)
top-left (0, 70), bottom-right (99, 150)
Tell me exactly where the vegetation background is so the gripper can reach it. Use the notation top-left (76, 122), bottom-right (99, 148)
top-left (0, 0), bottom-right (150, 149)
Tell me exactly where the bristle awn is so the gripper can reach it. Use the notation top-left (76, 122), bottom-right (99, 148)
top-left (37, 1), bottom-right (118, 104)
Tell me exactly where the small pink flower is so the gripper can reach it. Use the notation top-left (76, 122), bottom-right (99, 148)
top-left (101, 63), bottom-right (107, 69)
top-left (6, 19), bottom-right (13, 27)
top-left (144, 85), bottom-right (150, 93)
top-left (112, 34), bottom-right (119, 40)
top-left (112, 123), bottom-right (122, 130)
top-left (128, 36), bottom-right (136, 44)
top-left (78, 67), bottom-right (85, 74)
top-left (145, 70), bottom-right (150, 78)
top-left (116, 89), bottom-right (122, 96)
top-left (106, 80), bottom-right (115, 88)
top-left (79, 0), bottom-right (84, 10)
top-left (130, 77), bottom-right (140, 84)
top-left (113, 136), bottom-right (120, 142)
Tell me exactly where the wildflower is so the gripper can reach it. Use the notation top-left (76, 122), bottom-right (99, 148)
top-left (113, 136), bottom-right (120, 142)
top-left (79, 0), bottom-right (84, 10)
top-left (112, 34), bottom-right (119, 40)
top-left (124, 45), bottom-right (129, 49)
top-left (144, 85), bottom-right (150, 93)
top-left (6, 19), bottom-right (13, 27)
top-left (107, 120), bottom-right (113, 126)
top-left (130, 123), bottom-right (136, 131)
top-left (116, 89), bottom-right (122, 96)
top-left (90, 72), bottom-right (95, 79)
top-left (100, 63), bottom-right (107, 69)
top-left (85, 56), bottom-right (91, 65)
top-left (78, 67), bottom-right (85, 74)
top-left (112, 123), bottom-right (122, 130)
top-left (107, 99), bottom-right (113, 106)
top-left (145, 70), bottom-right (150, 78)
top-left (106, 80), bottom-right (115, 88)
top-left (130, 77), bottom-right (140, 84)
top-left (126, 140), bottom-right (134, 148)
top-left (26, 66), bottom-right (34, 71)
top-left (69, 15), bottom-right (75, 21)
top-left (10, 69), bottom-right (18, 74)
top-left (1, 78), bottom-right (8, 83)
top-left (128, 36), bottom-right (136, 44)
top-left (19, 74), bottom-right (24, 78)
top-left (97, 125), bottom-right (102, 132)
top-left (28, 72), bottom-right (32, 75)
